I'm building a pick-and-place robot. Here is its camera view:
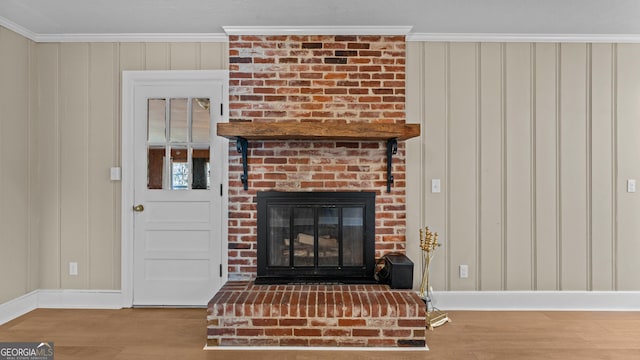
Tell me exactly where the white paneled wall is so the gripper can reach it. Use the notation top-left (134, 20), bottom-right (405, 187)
top-left (616, 44), bottom-right (640, 291)
top-left (34, 42), bottom-right (228, 291)
top-left (0, 27), bottom-right (38, 303)
top-left (406, 42), bottom-right (640, 291)
top-left (2, 24), bottom-right (640, 303)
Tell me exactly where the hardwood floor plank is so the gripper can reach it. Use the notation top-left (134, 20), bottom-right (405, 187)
top-left (1, 309), bottom-right (640, 359)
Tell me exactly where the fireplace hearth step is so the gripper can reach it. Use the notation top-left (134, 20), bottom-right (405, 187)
top-left (207, 281), bottom-right (426, 348)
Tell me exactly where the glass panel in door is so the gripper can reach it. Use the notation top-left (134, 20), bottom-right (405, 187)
top-left (293, 208), bottom-right (314, 267)
top-left (146, 97), bottom-right (212, 191)
top-left (268, 206), bottom-right (290, 267)
top-left (342, 207), bottom-right (364, 266)
top-left (318, 208), bottom-right (339, 267)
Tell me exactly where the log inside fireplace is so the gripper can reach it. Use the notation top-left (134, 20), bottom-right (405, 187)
top-left (255, 191), bottom-right (376, 284)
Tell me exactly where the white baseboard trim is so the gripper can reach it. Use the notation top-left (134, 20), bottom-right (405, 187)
top-left (37, 290), bottom-right (123, 309)
top-left (0, 291), bottom-right (39, 325)
top-left (431, 291), bottom-right (640, 311)
top-left (4, 290), bottom-right (640, 326)
top-left (0, 290), bottom-right (124, 325)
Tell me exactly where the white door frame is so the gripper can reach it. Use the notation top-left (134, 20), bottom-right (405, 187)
top-left (121, 70), bottom-right (229, 307)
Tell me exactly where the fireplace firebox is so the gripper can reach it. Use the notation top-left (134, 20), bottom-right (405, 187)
top-left (256, 191), bottom-right (376, 284)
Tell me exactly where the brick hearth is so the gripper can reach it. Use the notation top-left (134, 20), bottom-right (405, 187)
top-left (207, 281), bottom-right (426, 348)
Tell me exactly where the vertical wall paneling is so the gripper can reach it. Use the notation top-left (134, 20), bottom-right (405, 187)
top-left (447, 43), bottom-right (479, 290)
top-left (144, 43), bottom-right (170, 70)
top-left (170, 43), bottom-right (198, 70)
top-left (534, 43), bottom-right (559, 290)
top-left (422, 43), bottom-right (448, 292)
top-left (478, 43), bottom-right (504, 290)
top-left (89, 43), bottom-right (117, 289)
top-left (504, 43), bottom-right (533, 290)
top-left (615, 44), bottom-right (640, 291)
top-left (590, 44), bottom-right (614, 291)
top-left (612, 44), bottom-right (619, 291)
top-left (36, 44), bottom-right (61, 289)
top-left (405, 42), bottom-right (425, 289)
top-left (0, 28), bottom-right (31, 302)
top-left (119, 43), bottom-right (145, 72)
top-left (201, 42), bottom-right (228, 70)
top-left (2, 27), bottom-right (640, 299)
top-left (112, 44), bottom-right (122, 289)
top-left (559, 43), bottom-right (589, 290)
top-left (28, 41), bottom-right (39, 291)
top-left (0, 29), bottom-right (5, 300)
top-left (59, 43), bottom-right (90, 289)
top-left (408, 41), bottom-right (640, 292)
top-left (0, 34), bottom-right (229, 298)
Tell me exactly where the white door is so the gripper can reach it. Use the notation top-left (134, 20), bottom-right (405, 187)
top-left (127, 72), bottom-right (227, 306)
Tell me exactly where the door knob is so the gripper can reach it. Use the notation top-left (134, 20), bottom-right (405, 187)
top-left (133, 204), bottom-right (144, 212)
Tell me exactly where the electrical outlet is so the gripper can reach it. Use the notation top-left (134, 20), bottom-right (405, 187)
top-left (459, 264), bottom-right (469, 279)
top-left (69, 262), bottom-right (78, 276)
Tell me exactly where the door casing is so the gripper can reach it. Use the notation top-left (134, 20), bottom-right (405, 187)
top-left (121, 70), bottom-right (229, 307)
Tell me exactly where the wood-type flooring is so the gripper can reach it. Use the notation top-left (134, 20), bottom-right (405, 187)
top-left (1, 308), bottom-right (639, 359)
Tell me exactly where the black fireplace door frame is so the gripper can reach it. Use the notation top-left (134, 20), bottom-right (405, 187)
top-left (256, 191), bottom-right (376, 284)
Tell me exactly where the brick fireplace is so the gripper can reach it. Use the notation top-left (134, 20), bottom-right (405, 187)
top-left (226, 34), bottom-right (409, 278)
top-left (207, 33), bottom-right (425, 349)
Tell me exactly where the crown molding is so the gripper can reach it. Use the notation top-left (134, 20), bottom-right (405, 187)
top-left (0, 15), bottom-right (38, 41)
top-left (223, 26), bottom-right (413, 36)
top-left (33, 33), bottom-right (228, 43)
top-left (27, 32), bottom-right (640, 44)
top-left (4, 14), bottom-right (640, 45)
top-left (407, 32), bottom-right (640, 43)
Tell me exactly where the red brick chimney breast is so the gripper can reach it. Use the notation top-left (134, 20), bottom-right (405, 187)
top-left (227, 35), bottom-right (407, 279)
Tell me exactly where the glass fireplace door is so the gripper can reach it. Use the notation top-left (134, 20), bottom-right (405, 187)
top-left (257, 191), bottom-right (375, 284)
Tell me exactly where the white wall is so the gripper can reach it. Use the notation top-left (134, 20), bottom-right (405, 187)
top-left (3, 23), bottom-right (640, 304)
top-left (0, 27), bottom-right (38, 303)
top-left (406, 42), bottom-right (640, 291)
top-left (34, 42), bottom-right (228, 291)
top-left (0, 35), bottom-right (228, 302)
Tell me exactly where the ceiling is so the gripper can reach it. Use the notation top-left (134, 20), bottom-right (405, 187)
top-left (1, 0), bottom-right (640, 42)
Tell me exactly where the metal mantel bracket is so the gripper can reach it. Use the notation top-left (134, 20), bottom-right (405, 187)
top-left (236, 137), bottom-right (398, 192)
top-left (236, 137), bottom-right (249, 190)
top-left (386, 139), bottom-right (398, 193)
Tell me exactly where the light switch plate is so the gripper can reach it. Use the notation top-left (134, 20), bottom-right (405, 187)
top-left (431, 179), bottom-right (441, 193)
top-left (628, 179), bottom-right (636, 193)
top-left (110, 167), bottom-right (121, 181)
top-left (69, 262), bottom-right (78, 276)
top-left (459, 264), bottom-right (469, 279)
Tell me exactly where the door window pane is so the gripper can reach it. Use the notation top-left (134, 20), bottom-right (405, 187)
top-left (171, 146), bottom-right (188, 190)
top-left (192, 98), bottom-right (211, 143)
top-left (147, 146), bottom-right (165, 189)
top-left (147, 99), bottom-right (166, 143)
top-left (147, 97), bottom-right (212, 191)
top-left (170, 98), bottom-right (188, 142)
top-left (192, 146), bottom-right (210, 190)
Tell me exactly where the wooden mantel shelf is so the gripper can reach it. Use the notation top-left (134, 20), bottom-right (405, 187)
top-left (217, 122), bottom-right (421, 193)
top-left (217, 122), bottom-right (421, 141)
